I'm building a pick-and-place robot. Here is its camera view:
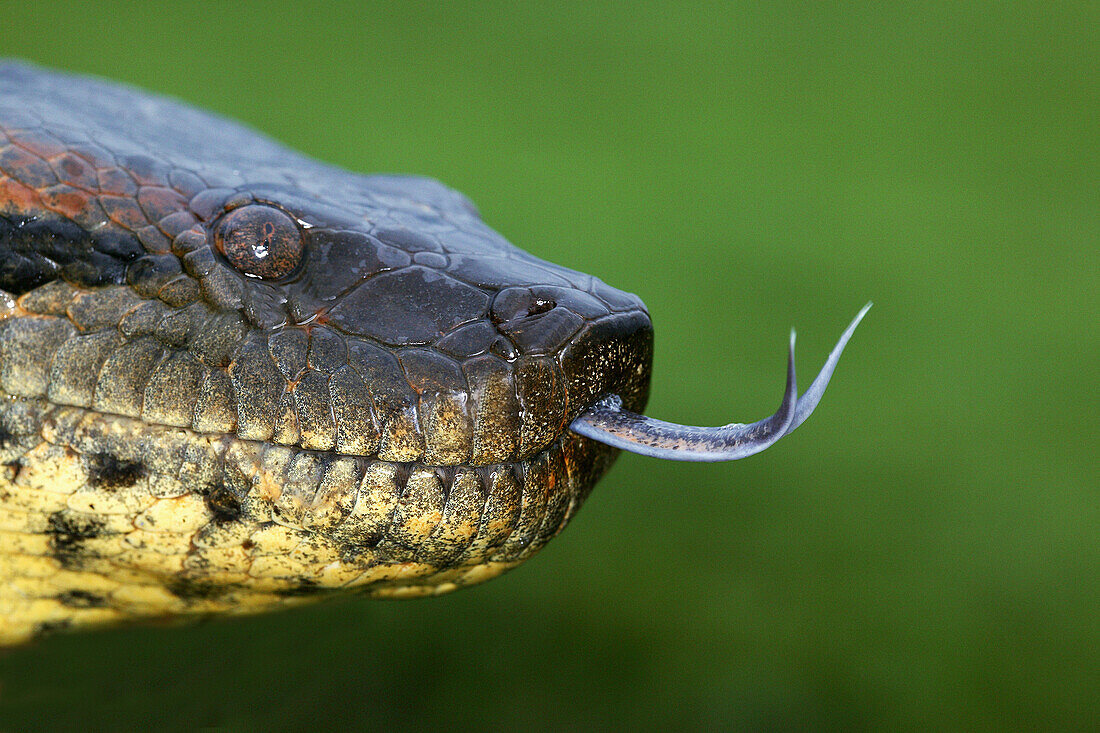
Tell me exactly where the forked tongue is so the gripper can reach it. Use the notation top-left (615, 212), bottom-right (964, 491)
top-left (569, 303), bottom-right (871, 462)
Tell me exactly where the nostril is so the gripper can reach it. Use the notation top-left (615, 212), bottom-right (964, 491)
top-left (491, 288), bottom-right (526, 324)
top-left (528, 297), bottom-right (556, 317)
top-left (490, 288), bottom-right (577, 357)
top-left (492, 287), bottom-right (556, 324)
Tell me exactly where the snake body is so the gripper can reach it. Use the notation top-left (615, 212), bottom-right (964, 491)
top-left (0, 62), bottom-right (653, 644)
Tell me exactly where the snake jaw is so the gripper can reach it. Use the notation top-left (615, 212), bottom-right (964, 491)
top-left (568, 303), bottom-right (871, 462)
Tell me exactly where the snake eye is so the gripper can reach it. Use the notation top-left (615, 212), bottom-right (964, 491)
top-left (214, 204), bottom-right (303, 280)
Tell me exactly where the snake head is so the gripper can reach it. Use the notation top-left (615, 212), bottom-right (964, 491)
top-left (0, 62), bottom-right (868, 644)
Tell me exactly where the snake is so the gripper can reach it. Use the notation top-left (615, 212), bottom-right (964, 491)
top-left (0, 61), bottom-right (867, 645)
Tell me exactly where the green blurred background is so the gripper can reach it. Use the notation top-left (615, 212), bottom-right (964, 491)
top-left (1, 2), bottom-right (1095, 730)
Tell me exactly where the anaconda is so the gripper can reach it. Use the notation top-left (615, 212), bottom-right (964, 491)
top-left (0, 62), bottom-right (867, 645)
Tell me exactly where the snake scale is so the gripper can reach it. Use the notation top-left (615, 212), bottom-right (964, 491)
top-left (0, 62), bottom-right (866, 645)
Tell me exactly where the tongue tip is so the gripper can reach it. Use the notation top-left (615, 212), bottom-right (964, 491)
top-left (785, 303), bottom-right (872, 434)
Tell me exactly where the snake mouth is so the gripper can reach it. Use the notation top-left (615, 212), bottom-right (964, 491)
top-left (569, 304), bottom-right (871, 461)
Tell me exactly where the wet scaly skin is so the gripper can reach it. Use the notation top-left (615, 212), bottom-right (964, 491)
top-left (0, 62), bottom-right (653, 644)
